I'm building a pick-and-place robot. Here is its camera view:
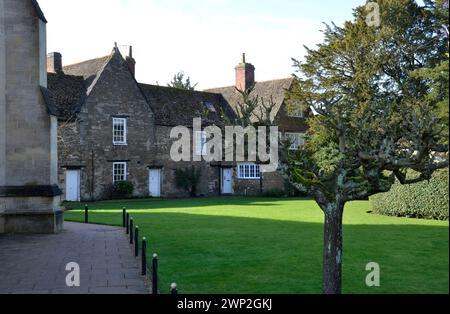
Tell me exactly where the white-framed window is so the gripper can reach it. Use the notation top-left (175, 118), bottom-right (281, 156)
top-left (286, 132), bottom-right (305, 151)
top-left (113, 118), bottom-right (127, 145)
top-left (205, 101), bottom-right (216, 112)
top-left (288, 110), bottom-right (305, 118)
top-left (113, 162), bottom-right (127, 183)
top-left (195, 131), bottom-right (208, 156)
top-left (237, 163), bottom-right (261, 180)
top-left (287, 101), bottom-right (305, 118)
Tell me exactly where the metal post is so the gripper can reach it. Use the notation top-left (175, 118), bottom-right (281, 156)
top-left (152, 254), bottom-right (158, 295)
top-left (171, 283), bottom-right (178, 295)
top-left (130, 218), bottom-right (134, 244)
top-left (135, 226), bottom-right (139, 257)
top-left (84, 205), bottom-right (88, 224)
top-left (141, 237), bottom-right (147, 276)
top-left (122, 207), bottom-right (126, 227)
top-left (126, 213), bottom-right (130, 234)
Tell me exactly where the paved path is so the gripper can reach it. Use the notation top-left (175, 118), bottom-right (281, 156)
top-left (0, 222), bottom-right (149, 294)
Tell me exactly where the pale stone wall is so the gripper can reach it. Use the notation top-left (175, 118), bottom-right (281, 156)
top-left (2, 0), bottom-right (52, 186)
top-left (0, 0), bottom-right (62, 233)
top-left (0, 23), bottom-right (4, 233)
top-left (0, 0), bottom-right (7, 189)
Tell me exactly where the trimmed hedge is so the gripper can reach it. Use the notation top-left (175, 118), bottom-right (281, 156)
top-left (369, 168), bottom-right (449, 221)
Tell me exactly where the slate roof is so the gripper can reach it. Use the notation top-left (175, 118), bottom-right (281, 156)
top-left (46, 50), bottom-right (235, 125)
top-left (47, 73), bottom-right (86, 120)
top-left (63, 55), bottom-right (111, 95)
top-left (40, 86), bottom-right (58, 116)
top-left (206, 78), bottom-right (294, 122)
top-left (44, 54), bottom-right (112, 120)
top-left (31, 0), bottom-right (47, 23)
top-left (139, 84), bottom-right (236, 127)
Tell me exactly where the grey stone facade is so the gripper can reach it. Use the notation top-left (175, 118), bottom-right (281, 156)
top-left (0, 0), bottom-right (62, 234)
top-left (50, 47), bottom-right (309, 201)
top-left (57, 50), bottom-right (155, 201)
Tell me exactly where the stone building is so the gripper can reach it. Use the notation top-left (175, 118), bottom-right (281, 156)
top-left (206, 54), bottom-right (309, 196)
top-left (0, 0), bottom-right (63, 233)
top-left (48, 50), bottom-right (309, 201)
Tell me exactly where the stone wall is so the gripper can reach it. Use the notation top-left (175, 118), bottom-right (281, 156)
top-left (58, 51), bottom-right (155, 201)
top-left (1, 0), bottom-right (52, 186)
top-left (0, 0), bottom-right (62, 233)
top-left (154, 125), bottom-right (221, 198)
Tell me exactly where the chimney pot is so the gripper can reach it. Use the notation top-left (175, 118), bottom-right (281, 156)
top-left (47, 52), bottom-right (62, 73)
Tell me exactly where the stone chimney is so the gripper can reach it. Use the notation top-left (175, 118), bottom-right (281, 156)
top-left (126, 46), bottom-right (136, 78)
top-left (235, 53), bottom-right (255, 91)
top-left (47, 52), bottom-right (62, 74)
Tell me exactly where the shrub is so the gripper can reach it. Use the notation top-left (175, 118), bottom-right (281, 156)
top-left (264, 188), bottom-right (286, 198)
top-left (284, 181), bottom-right (309, 197)
top-left (174, 166), bottom-right (202, 197)
top-left (111, 181), bottom-right (134, 199)
top-left (369, 168), bottom-right (449, 220)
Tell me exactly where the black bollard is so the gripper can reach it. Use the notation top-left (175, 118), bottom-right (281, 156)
top-left (130, 218), bottom-right (134, 244)
top-left (141, 237), bottom-right (147, 276)
top-left (84, 205), bottom-right (88, 224)
top-left (171, 283), bottom-right (178, 295)
top-left (122, 207), bottom-right (126, 227)
top-left (152, 254), bottom-right (158, 295)
top-left (126, 213), bottom-right (130, 234)
top-left (135, 226), bottom-right (139, 257)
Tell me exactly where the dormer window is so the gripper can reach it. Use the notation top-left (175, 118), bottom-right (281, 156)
top-left (113, 118), bottom-right (127, 145)
top-left (287, 101), bottom-right (305, 118)
top-left (288, 108), bottom-right (305, 118)
top-left (205, 101), bottom-right (216, 112)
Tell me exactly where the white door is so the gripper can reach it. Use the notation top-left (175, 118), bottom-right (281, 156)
top-left (65, 170), bottom-right (80, 201)
top-left (149, 169), bottom-right (161, 197)
top-left (222, 168), bottom-right (233, 194)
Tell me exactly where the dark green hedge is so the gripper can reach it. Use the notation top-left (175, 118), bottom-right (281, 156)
top-left (369, 168), bottom-right (449, 221)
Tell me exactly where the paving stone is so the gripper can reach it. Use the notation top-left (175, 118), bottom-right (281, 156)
top-left (0, 222), bottom-right (149, 294)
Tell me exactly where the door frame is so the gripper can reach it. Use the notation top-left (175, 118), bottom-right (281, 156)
top-left (65, 169), bottom-right (81, 202)
top-left (221, 167), bottom-right (234, 195)
top-left (149, 168), bottom-right (162, 197)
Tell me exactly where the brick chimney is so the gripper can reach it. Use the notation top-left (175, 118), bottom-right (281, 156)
top-left (126, 46), bottom-right (136, 78)
top-left (235, 53), bottom-right (255, 91)
top-left (47, 52), bottom-right (62, 73)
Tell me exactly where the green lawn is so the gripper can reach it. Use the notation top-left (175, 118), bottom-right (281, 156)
top-left (64, 197), bottom-right (449, 294)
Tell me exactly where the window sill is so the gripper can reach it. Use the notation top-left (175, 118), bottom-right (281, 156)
top-left (113, 143), bottom-right (128, 146)
top-left (237, 177), bottom-right (261, 180)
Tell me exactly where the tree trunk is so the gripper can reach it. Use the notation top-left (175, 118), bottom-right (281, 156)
top-left (322, 203), bottom-right (344, 294)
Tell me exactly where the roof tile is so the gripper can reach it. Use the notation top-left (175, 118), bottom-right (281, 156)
top-left (139, 84), bottom-right (235, 127)
top-left (206, 78), bottom-right (293, 121)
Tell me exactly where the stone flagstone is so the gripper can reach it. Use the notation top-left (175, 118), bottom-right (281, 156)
top-left (0, 222), bottom-right (149, 294)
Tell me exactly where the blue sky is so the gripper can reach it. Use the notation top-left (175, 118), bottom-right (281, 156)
top-left (38, 0), bottom-right (367, 89)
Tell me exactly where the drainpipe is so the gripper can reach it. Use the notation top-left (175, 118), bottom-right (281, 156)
top-left (91, 149), bottom-right (95, 201)
top-left (259, 173), bottom-right (263, 195)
